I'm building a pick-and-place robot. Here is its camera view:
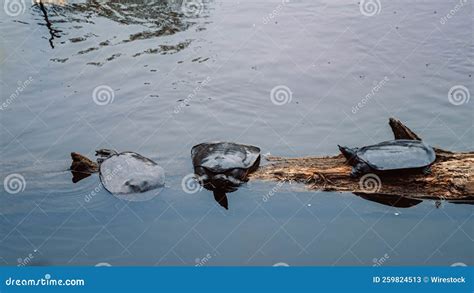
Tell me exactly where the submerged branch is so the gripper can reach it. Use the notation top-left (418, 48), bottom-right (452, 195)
top-left (37, 1), bottom-right (62, 48)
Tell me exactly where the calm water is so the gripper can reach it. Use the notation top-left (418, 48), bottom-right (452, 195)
top-left (0, 0), bottom-right (472, 266)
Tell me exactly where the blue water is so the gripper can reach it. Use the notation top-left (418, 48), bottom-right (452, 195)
top-left (0, 0), bottom-right (472, 266)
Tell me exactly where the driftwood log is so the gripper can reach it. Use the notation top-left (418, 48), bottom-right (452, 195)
top-left (250, 118), bottom-right (474, 201)
top-left (70, 118), bottom-right (473, 203)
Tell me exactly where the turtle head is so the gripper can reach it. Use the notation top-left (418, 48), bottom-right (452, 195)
top-left (95, 149), bottom-right (118, 164)
top-left (338, 145), bottom-right (358, 164)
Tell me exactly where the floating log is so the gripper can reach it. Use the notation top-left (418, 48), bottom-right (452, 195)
top-left (250, 118), bottom-right (474, 201)
top-left (70, 152), bottom-right (98, 183)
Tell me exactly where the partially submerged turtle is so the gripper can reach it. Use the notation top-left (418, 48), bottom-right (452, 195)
top-left (191, 142), bottom-right (261, 209)
top-left (338, 139), bottom-right (436, 177)
top-left (70, 149), bottom-right (165, 194)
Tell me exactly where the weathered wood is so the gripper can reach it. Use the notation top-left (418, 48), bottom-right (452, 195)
top-left (250, 118), bottom-right (474, 201)
top-left (70, 152), bottom-right (98, 183)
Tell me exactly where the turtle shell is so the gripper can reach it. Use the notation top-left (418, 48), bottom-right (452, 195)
top-left (356, 140), bottom-right (436, 171)
top-left (99, 152), bottom-right (165, 194)
top-left (191, 142), bottom-right (261, 173)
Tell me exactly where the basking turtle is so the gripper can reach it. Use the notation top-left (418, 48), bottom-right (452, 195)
top-left (191, 142), bottom-right (261, 209)
top-left (70, 149), bottom-right (165, 194)
top-left (338, 139), bottom-right (436, 177)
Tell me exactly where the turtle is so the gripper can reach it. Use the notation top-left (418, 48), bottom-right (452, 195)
top-left (191, 142), bottom-right (261, 209)
top-left (70, 149), bottom-right (165, 195)
top-left (338, 139), bottom-right (436, 177)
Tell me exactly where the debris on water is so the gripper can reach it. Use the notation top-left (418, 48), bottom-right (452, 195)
top-left (69, 36), bottom-right (86, 43)
top-left (50, 58), bottom-right (68, 63)
top-left (78, 47), bottom-right (98, 55)
top-left (13, 20), bottom-right (29, 25)
top-left (106, 53), bottom-right (121, 61)
top-left (86, 62), bottom-right (103, 67)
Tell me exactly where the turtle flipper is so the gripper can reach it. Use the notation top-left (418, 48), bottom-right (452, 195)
top-left (422, 166), bottom-right (432, 175)
top-left (350, 162), bottom-right (371, 178)
top-left (213, 190), bottom-right (228, 210)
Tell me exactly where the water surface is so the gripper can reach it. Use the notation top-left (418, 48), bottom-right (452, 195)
top-left (0, 0), bottom-right (472, 266)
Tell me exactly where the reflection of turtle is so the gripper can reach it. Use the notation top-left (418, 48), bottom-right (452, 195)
top-left (338, 140), bottom-right (436, 177)
top-left (70, 149), bottom-right (165, 194)
top-left (353, 192), bottom-right (422, 208)
top-left (191, 142), bottom-right (261, 209)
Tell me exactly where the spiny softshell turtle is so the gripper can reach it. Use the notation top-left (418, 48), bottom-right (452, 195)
top-left (191, 142), bottom-right (261, 209)
top-left (338, 139), bottom-right (436, 177)
top-left (70, 149), bottom-right (165, 194)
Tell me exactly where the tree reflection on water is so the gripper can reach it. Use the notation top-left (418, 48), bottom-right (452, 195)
top-left (32, 0), bottom-right (210, 61)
